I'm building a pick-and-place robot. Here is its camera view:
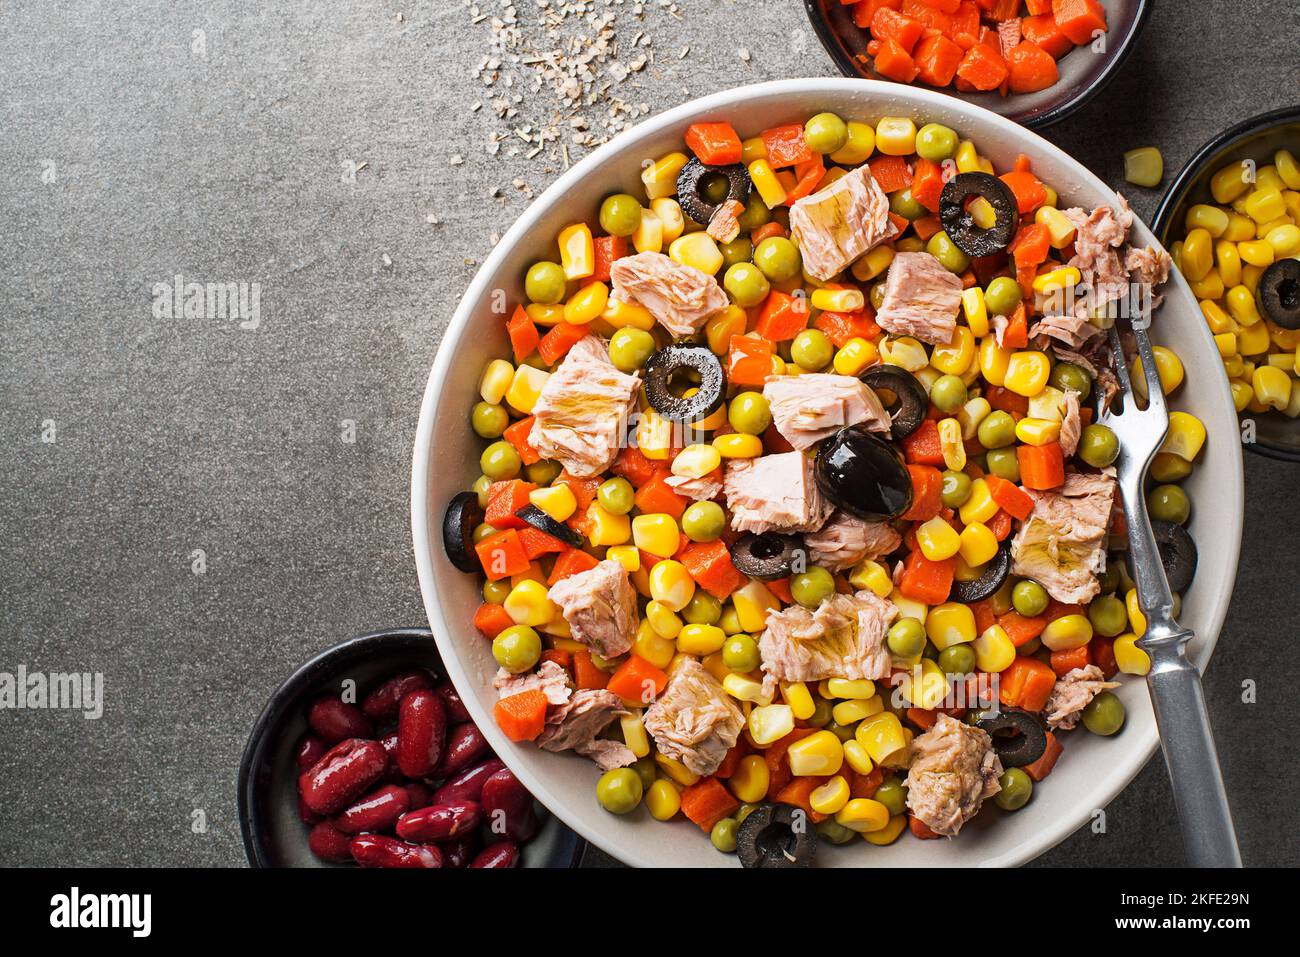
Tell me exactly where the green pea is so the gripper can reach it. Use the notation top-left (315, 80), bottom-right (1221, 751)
top-left (806, 697), bottom-right (834, 728)
top-left (804, 112), bottom-right (849, 155)
top-left (720, 236), bottom-right (754, 269)
top-left (938, 644), bottom-right (976, 676)
top-left (1088, 594), bottom-right (1128, 637)
top-left (1049, 361), bottom-right (1092, 401)
top-left (994, 768), bottom-right (1033, 811)
top-left (984, 276), bottom-right (1023, 316)
top-left (483, 579), bottom-right (511, 604)
top-left (930, 374), bottom-right (968, 413)
top-left (728, 391), bottom-right (772, 435)
top-left (471, 401), bottom-right (509, 438)
top-left (1078, 424), bottom-right (1119, 468)
top-left (977, 410), bottom-right (1017, 449)
top-left (682, 591), bottom-right (723, 625)
top-left (472, 475), bottom-right (493, 508)
top-left (597, 477), bottom-right (635, 515)
top-left (710, 817), bottom-right (739, 852)
top-left (525, 261), bottom-right (567, 305)
top-left (480, 441), bottom-right (521, 480)
top-left (682, 500), bottom-right (726, 542)
top-left (737, 193), bottom-right (771, 232)
top-left (791, 329), bottom-right (834, 371)
top-left (915, 123), bottom-right (959, 162)
top-left (869, 281), bottom-right (888, 311)
top-left (753, 236), bottom-right (802, 282)
top-left (874, 778), bottom-right (908, 817)
top-left (525, 459), bottom-right (561, 485)
top-left (1148, 484), bottom-right (1190, 524)
top-left (984, 446), bottom-right (1021, 483)
top-left (630, 757), bottom-right (657, 791)
top-left (1098, 560), bottom-right (1122, 596)
top-left (724, 261), bottom-right (770, 308)
top-left (889, 188), bottom-right (928, 221)
top-left (608, 327), bottom-right (656, 373)
top-left (599, 193), bottom-right (643, 237)
top-left (815, 818), bottom-right (858, 845)
top-left (1082, 691), bottom-right (1126, 736)
top-left (826, 720), bottom-right (856, 743)
top-left (596, 767), bottom-right (643, 814)
top-left (722, 633), bottom-right (761, 672)
top-left (941, 469), bottom-right (973, 508)
top-left (791, 566), bottom-right (835, 608)
top-left (1151, 453), bottom-right (1192, 483)
top-left (492, 625), bottom-right (541, 674)
top-left (1012, 580), bottom-right (1049, 617)
top-left (926, 231), bottom-right (970, 273)
top-left (736, 803), bottom-right (759, 824)
top-left (887, 617), bottom-right (926, 657)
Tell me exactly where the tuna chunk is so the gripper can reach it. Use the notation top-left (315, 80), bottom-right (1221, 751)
top-left (1044, 665), bottom-right (1120, 731)
top-left (546, 559), bottom-right (638, 658)
top-left (757, 589), bottom-right (897, 697)
top-left (1065, 197), bottom-right (1134, 311)
top-left (665, 471), bottom-right (723, 502)
top-left (802, 511), bottom-right (901, 571)
top-left (763, 373), bottom-right (891, 450)
top-left (1059, 389), bottom-right (1082, 458)
top-left (529, 336), bottom-right (640, 477)
top-left (642, 658), bottom-right (744, 777)
top-left (537, 689), bottom-right (636, 770)
top-left (1125, 245), bottom-right (1172, 288)
top-left (1030, 311), bottom-right (1102, 349)
top-left (724, 451), bottom-right (832, 535)
top-left (609, 251), bottom-right (728, 337)
top-left (1011, 471), bottom-right (1116, 605)
top-left (789, 164), bottom-right (897, 282)
top-left (905, 713), bottom-right (1002, 837)
top-left (874, 252), bottom-right (963, 345)
top-left (493, 659), bottom-right (572, 705)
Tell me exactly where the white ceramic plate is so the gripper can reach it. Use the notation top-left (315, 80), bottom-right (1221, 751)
top-left (412, 79), bottom-right (1242, 868)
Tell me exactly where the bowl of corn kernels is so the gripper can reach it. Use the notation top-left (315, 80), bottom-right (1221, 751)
top-left (1154, 106), bottom-right (1300, 462)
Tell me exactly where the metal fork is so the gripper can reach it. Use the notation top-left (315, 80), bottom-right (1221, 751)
top-left (1100, 322), bottom-right (1241, 867)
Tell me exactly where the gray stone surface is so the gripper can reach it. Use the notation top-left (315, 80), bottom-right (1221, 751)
top-left (0, 0), bottom-right (1296, 868)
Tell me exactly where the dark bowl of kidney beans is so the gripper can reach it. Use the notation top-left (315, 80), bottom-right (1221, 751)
top-left (238, 627), bottom-right (585, 868)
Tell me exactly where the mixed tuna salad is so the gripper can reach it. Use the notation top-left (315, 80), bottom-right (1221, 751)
top-left (442, 110), bottom-right (1204, 865)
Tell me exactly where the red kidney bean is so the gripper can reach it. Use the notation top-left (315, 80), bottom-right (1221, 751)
top-left (298, 795), bottom-right (323, 825)
top-left (471, 840), bottom-right (519, 869)
top-left (432, 758), bottom-right (506, 806)
top-left (332, 783), bottom-right (412, 835)
top-left (350, 834), bottom-right (442, 869)
top-left (480, 767), bottom-right (537, 842)
top-left (404, 781), bottom-right (433, 811)
top-left (296, 734), bottom-right (327, 771)
top-left (299, 738), bottom-right (388, 816)
top-left (362, 670), bottom-right (434, 722)
top-left (434, 682), bottom-right (472, 723)
top-left (396, 689), bottom-right (446, 778)
top-left (395, 802), bottom-right (481, 843)
top-left (378, 731), bottom-right (405, 782)
top-left (432, 722), bottom-right (491, 779)
top-left (440, 832), bottom-right (479, 869)
top-left (308, 821), bottom-right (355, 863)
top-left (307, 697), bottom-right (373, 744)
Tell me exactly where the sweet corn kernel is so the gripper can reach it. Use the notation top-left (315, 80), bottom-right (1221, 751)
top-left (926, 602), bottom-right (977, 651)
top-left (780, 681), bottom-right (816, 720)
top-left (842, 739), bottom-right (874, 775)
top-left (1229, 379), bottom-right (1253, 411)
top-left (1222, 212), bottom-right (1256, 241)
top-left (961, 287), bottom-right (990, 337)
top-left (1003, 350), bottom-right (1050, 396)
top-left (1015, 416), bottom-right (1061, 447)
top-left (822, 678), bottom-right (874, 700)
top-left (832, 696), bottom-right (883, 725)
top-left (704, 304), bottom-right (747, 355)
top-left (874, 116), bottom-right (916, 156)
top-left (855, 711), bottom-right (908, 763)
top-left (668, 232), bottom-right (723, 275)
top-left (830, 121), bottom-right (876, 165)
top-left (938, 417), bottom-right (966, 471)
top-left (848, 558), bottom-right (893, 598)
top-left (1155, 411), bottom-right (1206, 463)
top-left (1214, 333), bottom-right (1238, 357)
top-left (1238, 317), bottom-right (1272, 355)
top-left (672, 443), bottom-right (722, 479)
top-left (971, 624), bottom-right (1016, 673)
top-left (557, 222), bottom-right (595, 280)
top-left (635, 409), bottom-right (674, 460)
top-left (602, 297), bottom-right (656, 332)
top-left (897, 658), bottom-right (950, 709)
top-left (1179, 228), bottom-right (1213, 282)
top-left (646, 600), bottom-right (684, 639)
top-left (655, 753), bottom-right (700, 787)
top-left (641, 152), bottom-right (689, 201)
top-left (1201, 299), bottom-right (1237, 335)
top-left (563, 280), bottom-right (608, 325)
top-left (1226, 284), bottom-right (1263, 325)
top-left (967, 196), bottom-right (997, 230)
top-left (713, 432), bottom-right (764, 458)
top-left (748, 159), bottom-right (788, 208)
top-left (957, 396), bottom-right (991, 441)
top-left (1031, 266), bottom-right (1082, 295)
top-left (836, 798), bottom-right (890, 833)
top-left (1187, 267), bottom-right (1224, 300)
top-left (959, 522), bottom-right (999, 568)
top-left (954, 139), bottom-right (982, 174)
top-left (851, 244), bottom-right (895, 282)
top-left (479, 358), bottom-right (515, 404)
top-left (1211, 161), bottom-right (1253, 204)
top-left (1252, 365), bottom-right (1293, 410)
top-left (1123, 146), bottom-right (1163, 188)
top-left (833, 337), bottom-right (881, 376)
top-left (749, 703), bottom-right (795, 746)
top-left (677, 623), bottom-right (727, 656)
top-left (1185, 203), bottom-right (1230, 237)
top-left (787, 730), bottom-right (844, 776)
top-left (723, 673), bottom-right (772, 706)
top-left (811, 286), bottom-right (865, 313)
top-left (1027, 385), bottom-right (1065, 421)
top-left (809, 775), bottom-right (851, 816)
top-left (880, 335), bottom-right (929, 372)
top-left (1034, 205), bottom-right (1077, 249)
top-left (631, 206), bottom-right (664, 254)
top-left (1126, 588), bottom-right (1147, 637)
top-left (648, 559), bottom-right (694, 611)
top-left (1244, 187), bottom-right (1286, 223)
top-left (916, 517), bottom-right (961, 562)
top-left (587, 503), bottom-right (631, 547)
top-left (958, 477), bottom-right (999, 525)
top-left (1114, 632), bottom-right (1151, 675)
top-left (650, 197), bottom-right (686, 243)
top-left (1237, 239), bottom-right (1275, 268)
top-left (932, 326), bottom-right (976, 375)
top-left (618, 709), bottom-right (651, 758)
top-left (862, 812), bottom-right (907, 845)
top-left (1276, 149), bottom-right (1300, 190)
top-left (1265, 223), bottom-right (1300, 257)
top-left (633, 621), bottom-right (675, 668)
top-left (979, 338), bottom-right (1012, 387)
top-left (1215, 239), bottom-right (1242, 287)
top-left (645, 777), bottom-right (681, 820)
top-left (729, 755), bottom-right (770, 804)
top-left (732, 580), bottom-right (781, 632)
top-left (632, 513), bottom-right (681, 558)
top-left (504, 579), bottom-right (556, 627)
top-left (1040, 613), bottom-right (1093, 651)
top-left (504, 364), bottom-right (551, 414)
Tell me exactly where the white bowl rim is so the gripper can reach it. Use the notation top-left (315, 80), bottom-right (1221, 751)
top-left (412, 77), bottom-right (1243, 868)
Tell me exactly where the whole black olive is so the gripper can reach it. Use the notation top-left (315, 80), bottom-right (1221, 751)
top-left (730, 533), bottom-right (806, 581)
top-left (815, 428), bottom-right (913, 521)
top-left (976, 709), bottom-right (1048, 768)
top-left (443, 491), bottom-right (485, 573)
top-left (1151, 519), bottom-right (1198, 594)
top-left (950, 541), bottom-right (1012, 604)
top-left (736, 803), bottom-right (817, 868)
top-left (514, 504), bottom-right (583, 549)
top-left (677, 157), bottom-right (751, 226)
top-left (1256, 259), bottom-right (1300, 330)
top-left (939, 172), bottom-right (1019, 258)
top-left (860, 365), bottom-right (929, 440)
top-left (642, 343), bottom-right (725, 423)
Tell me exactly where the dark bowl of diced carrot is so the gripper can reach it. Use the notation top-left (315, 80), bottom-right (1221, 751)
top-left (804, 0), bottom-right (1150, 129)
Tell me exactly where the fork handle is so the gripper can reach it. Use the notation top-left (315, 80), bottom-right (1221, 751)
top-left (1143, 640), bottom-right (1241, 867)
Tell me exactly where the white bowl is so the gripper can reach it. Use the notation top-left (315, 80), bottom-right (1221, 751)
top-left (412, 79), bottom-right (1243, 867)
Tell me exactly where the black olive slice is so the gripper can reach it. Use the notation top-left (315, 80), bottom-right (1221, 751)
top-left (976, 709), bottom-right (1048, 768)
top-left (642, 343), bottom-right (725, 423)
top-left (815, 428), bottom-right (913, 522)
top-left (1151, 519), bottom-right (1198, 594)
top-left (1257, 259), bottom-right (1300, 330)
top-left (514, 504), bottom-right (583, 549)
top-left (860, 365), bottom-right (929, 440)
top-left (939, 172), bottom-right (1019, 258)
top-left (443, 491), bottom-right (485, 573)
top-left (949, 540), bottom-right (1012, 604)
top-left (730, 533), bottom-right (806, 581)
top-left (677, 157), bottom-right (752, 226)
top-left (736, 803), bottom-right (817, 868)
